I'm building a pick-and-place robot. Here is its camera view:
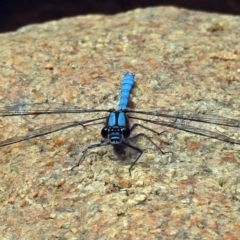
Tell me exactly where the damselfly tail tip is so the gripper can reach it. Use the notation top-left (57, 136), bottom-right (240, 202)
top-left (124, 71), bottom-right (135, 77)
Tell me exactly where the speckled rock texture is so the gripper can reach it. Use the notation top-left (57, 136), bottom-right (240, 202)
top-left (0, 6), bottom-right (239, 239)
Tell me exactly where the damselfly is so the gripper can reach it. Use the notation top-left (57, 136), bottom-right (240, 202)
top-left (1, 72), bottom-right (240, 174)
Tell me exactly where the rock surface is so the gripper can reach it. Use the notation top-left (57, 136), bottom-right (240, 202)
top-left (0, 7), bottom-right (239, 239)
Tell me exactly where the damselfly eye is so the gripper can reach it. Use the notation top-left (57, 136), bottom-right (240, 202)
top-left (101, 127), bottom-right (108, 138)
top-left (122, 128), bottom-right (130, 138)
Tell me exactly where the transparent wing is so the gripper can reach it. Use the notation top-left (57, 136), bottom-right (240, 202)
top-left (0, 103), bottom-right (109, 116)
top-left (127, 110), bottom-right (240, 128)
top-left (0, 117), bottom-right (106, 147)
top-left (129, 116), bottom-right (240, 145)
